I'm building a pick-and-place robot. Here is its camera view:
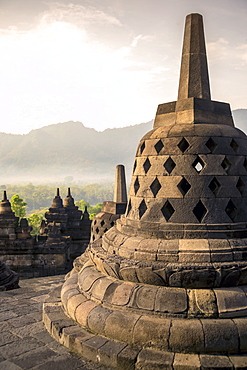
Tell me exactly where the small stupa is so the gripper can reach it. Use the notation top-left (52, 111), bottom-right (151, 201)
top-left (44, 14), bottom-right (247, 368)
top-left (90, 164), bottom-right (127, 242)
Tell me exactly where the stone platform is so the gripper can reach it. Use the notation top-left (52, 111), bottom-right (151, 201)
top-left (0, 275), bottom-right (106, 370)
top-left (43, 271), bottom-right (247, 369)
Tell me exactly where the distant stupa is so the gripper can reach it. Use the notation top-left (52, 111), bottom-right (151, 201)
top-left (44, 14), bottom-right (247, 368)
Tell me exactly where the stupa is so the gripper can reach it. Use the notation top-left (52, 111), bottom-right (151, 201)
top-left (90, 164), bottom-right (127, 242)
top-left (43, 14), bottom-right (247, 369)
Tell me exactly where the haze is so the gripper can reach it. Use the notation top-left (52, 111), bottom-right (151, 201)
top-left (0, 0), bottom-right (246, 134)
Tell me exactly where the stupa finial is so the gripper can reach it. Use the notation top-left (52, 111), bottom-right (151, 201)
top-left (113, 164), bottom-right (127, 203)
top-left (3, 190), bottom-right (7, 201)
top-left (177, 13), bottom-right (211, 100)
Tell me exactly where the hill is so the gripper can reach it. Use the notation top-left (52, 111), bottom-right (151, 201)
top-left (0, 108), bottom-right (246, 184)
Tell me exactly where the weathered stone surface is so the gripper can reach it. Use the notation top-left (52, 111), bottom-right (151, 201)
top-left (214, 287), bottom-right (247, 318)
top-left (104, 311), bottom-right (140, 343)
top-left (169, 319), bottom-right (204, 353)
top-left (202, 319), bottom-right (238, 353)
top-left (133, 315), bottom-right (170, 349)
top-left (136, 348), bottom-right (174, 370)
top-left (173, 353), bottom-right (201, 369)
top-left (154, 286), bottom-right (187, 313)
top-left (199, 354), bottom-right (233, 369)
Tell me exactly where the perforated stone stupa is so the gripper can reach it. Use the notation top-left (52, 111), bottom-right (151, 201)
top-left (43, 14), bottom-right (247, 369)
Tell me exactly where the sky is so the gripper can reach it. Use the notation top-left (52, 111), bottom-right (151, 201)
top-left (0, 0), bottom-right (246, 135)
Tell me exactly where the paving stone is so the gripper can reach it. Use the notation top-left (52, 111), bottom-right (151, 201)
top-left (0, 310), bottom-right (18, 322)
top-left (31, 330), bottom-right (55, 344)
top-left (10, 321), bottom-right (44, 338)
top-left (0, 337), bottom-right (43, 358)
top-left (0, 331), bottom-right (19, 346)
top-left (11, 345), bottom-right (57, 369)
top-left (31, 354), bottom-right (90, 370)
top-left (7, 313), bottom-right (37, 328)
top-left (0, 360), bottom-right (22, 369)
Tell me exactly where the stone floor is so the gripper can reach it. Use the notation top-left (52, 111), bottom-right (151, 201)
top-left (0, 275), bottom-right (107, 370)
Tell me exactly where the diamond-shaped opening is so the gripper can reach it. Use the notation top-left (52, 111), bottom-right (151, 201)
top-left (161, 200), bottom-right (175, 221)
top-left (100, 220), bottom-right (105, 227)
top-left (138, 199), bottom-right (147, 219)
top-left (92, 235), bottom-right (95, 241)
top-left (154, 139), bottom-right (164, 154)
top-left (177, 177), bottom-right (191, 196)
top-left (178, 137), bottom-right (189, 153)
top-left (193, 200), bottom-right (207, 222)
top-left (164, 157), bottom-right (176, 174)
top-left (104, 228), bottom-right (108, 233)
top-left (94, 220), bottom-right (97, 225)
top-left (110, 221), bottom-right (115, 227)
top-left (208, 177), bottom-right (221, 196)
top-left (230, 139), bottom-right (239, 153)
top-left (134, 177), bottom-right (140, 195)
top-left (150, 177), bottom-right (161, 197)
top-left (244, 158), bottom-right (247, 171)
top-left (225, 199), bottom-right (237, 222)
top-left (95, 227), bottom-right (99, 234)
top-left (205, 137), bottom-right (217, 153)
top-left (236, 177), bottom-right (245, 195)
top-left (192, 156), bottom-right (205, 173)
top-left (140, 142), bottom-right (145, 154)
top-left (221, 156), bottom-right (231, 174)
top-left (126, 199), bottom-right (132, 216)
top-left (133, 160), bottom-right (137, 173)
top-left (143, 158), bottom-right (151, 173)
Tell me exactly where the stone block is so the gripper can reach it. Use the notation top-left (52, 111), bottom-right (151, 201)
top-left (229, 355), bottom-right (247, 369)
top-left (78, 267), bottom-right (102, 292)
top-left (134, 285), bottom-right (158, 311)
top-left (97, 340), bottom-right (127, 368)
top-left (136, 348), bottom-right (174, 369)
top-left (119, 267), bottom-right (139, 283)
top-left (87, 305), bottom-right (112, 335)
top-left (202, 318), bottom-right (238, 353)
top-left (61, 288), bottom-right (80, 309)
top-left (169, 268), bottom-right (216, 288)
top-left (81, 335), bottom-right (108, 362)
top-left (214, 287), bottom-right (247, 318)
top-left (199, 354), bottom-right (233, 369)
top-left (60, 325), bottom-right (84, 350)
top-left (89, 276), bottom-right (114, 301)
top-left (66, 293), bottom-right (87, 320)
top-left (111, 282), bottom-right (136, 306)
top-left (154, 286), bottom-right (187, 314)
top-left (232, 318), bottom-right (247, 352)
top-left (169, 319), bottom-right (204, 353)
top-left (179, 252), bottom-right (211, 263)
top-left (133, 315), bottom-right (170, 350)
top-left (136, 268), bottom-right (165, 286)
top-left (194, 289), bottom-right (217, 317)
top-left (104, 310), bottom-right (140, 343)
top-left (74, 300), bottom-right (97, 328)
top-left (173, 353), bottom-right (201, 369)
top-left (117, 345), bottom-right (140, 370)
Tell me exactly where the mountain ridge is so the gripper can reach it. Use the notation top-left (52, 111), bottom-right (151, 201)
top-left (1, 108), bottom-right (246, 184)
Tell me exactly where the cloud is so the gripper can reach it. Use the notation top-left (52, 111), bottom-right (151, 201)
top-left (237, 44), bottom-right (247, 65)
top-left (41, 2), bottom-right (122, 27)
top-left (207, 38), bottom-right (229, 63)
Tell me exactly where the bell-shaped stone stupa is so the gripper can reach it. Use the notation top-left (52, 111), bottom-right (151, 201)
top-left (44, 14), bottom-right (247, 369)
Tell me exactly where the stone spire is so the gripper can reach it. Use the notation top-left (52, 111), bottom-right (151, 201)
top-left (154, 13), bottom-right (233, 128)
top-left (51, 188), bottom-right (63, 208)
top-left (177, 13), bottom-right (211, 100)
top-left (113, 164), bottom-right (127, 203)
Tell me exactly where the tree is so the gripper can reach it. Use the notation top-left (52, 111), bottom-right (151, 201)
top-left (10, 194), bottom-right (27, 218)
top-left (28, 213), bottom-right (44, 235)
